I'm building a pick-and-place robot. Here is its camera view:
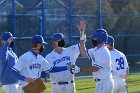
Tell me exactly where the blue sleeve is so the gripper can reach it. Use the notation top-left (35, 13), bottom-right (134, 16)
top-left (49, 66), bottom-right (68, 73)
top-left (0, 42), bottom-right (9, 62)
top-left (12, 68), bottom-right (26, 81)
top-left (40, 71), bottom-right (47, 78)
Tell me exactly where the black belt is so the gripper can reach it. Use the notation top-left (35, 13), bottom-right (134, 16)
top-left (53, 81), bottom-right (74, 85)
top-left (95, 79), bottom-right (101, 82)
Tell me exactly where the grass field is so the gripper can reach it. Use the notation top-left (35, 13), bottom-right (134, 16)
top-left (0, 74), bottom-right (140, 93)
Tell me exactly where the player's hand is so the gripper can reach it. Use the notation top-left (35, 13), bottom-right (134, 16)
top-left (78, 20), bottom-right (87, 32)
top-left (25, 78), bottom-right (35, 83)
top-left (70, 66), bottom-right (80, 74)
top-left (67, 64), bottom-right (75, 70)
top-left (7, 37), bottom-right (14, 43)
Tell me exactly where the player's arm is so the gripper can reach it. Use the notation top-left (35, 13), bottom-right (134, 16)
top-left (70, 65), bottom-right (100, 74)
top-left (124, 55), bottom-right (129, 81)
top-left (124, 70), bottom-right (129, 81)
top-left (12, 57), bottom-right (34, 83)
top-left (80, 66), bottom-right (100, 72)
top-left (70, 56), bottom-right (103, 73)
top-left (80, 59), bottom-right (103, 72)
top-left (78, 20), bottom-right (88, 57)
top-left (42, 58), bottom-right (73, 73)
top-left (0, 37), bottom-right (14, 62)
top-left (47, 66), bottom-right (67, 73)
top-left (12, 69), bottom-right (34, 83)
top-left (12, 68), bottom-right (26, 81)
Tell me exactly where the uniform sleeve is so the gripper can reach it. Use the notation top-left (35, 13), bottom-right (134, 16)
top-left (41, 58), bottom-right (53, 72)
top-left (13, 56), bottom-right (26, 72)
top-left (0, 42), bottom-right (10, 62)
top-left (87, 49), bottom-right (103, 69)
top-left (68, 44), bottom-right (80, 64)
top-left (12, 56), bottom-right (27, 81)
top-left (69, 44), bottom-right (80, 55)
top-left (92, 53), bottom-right (103, 69)
top-left (87, 49), bottom-right (92, 60)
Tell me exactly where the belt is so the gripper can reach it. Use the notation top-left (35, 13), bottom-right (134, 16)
top-left (95, 79), bottom-right (101, 82)
top-left (53, 81), bottom-right (74, 85)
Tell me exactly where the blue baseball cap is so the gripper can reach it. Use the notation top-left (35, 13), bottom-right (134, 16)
top-left (91, 29), bottom-right (108, 43)
top-left (31, 35), bottom-right (48, 44)
top-left (107, 35), bottom-right (114, 45)
top-left (1, 32), bottom-right (15, 40)
top-left (52, 33), bottom-right (65, 41)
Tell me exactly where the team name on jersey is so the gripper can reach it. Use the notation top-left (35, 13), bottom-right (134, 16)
top-left (53, 56), bottom-right (70, 65)
top-left (29, 63), bottom-right (41, 70)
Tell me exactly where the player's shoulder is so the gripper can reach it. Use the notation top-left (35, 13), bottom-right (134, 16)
top-left (19, 51), bottom-right (30, 58)
top-left (87, 48), bottom-right (97, 54)
top-left (38, 54), bottom-right (44, 58)
top-left (115, 49), bottom-right (124, 55)
top-left (88, 47), bottom-right (98, 51)
top-left (45, 50), bottom-right (55, 58)
top-left (111, 49), bottom-right (125, 56)
top-left (67, 44), bottom-right (79, 49)
top-left (18, 51), bottom-right (32, 62)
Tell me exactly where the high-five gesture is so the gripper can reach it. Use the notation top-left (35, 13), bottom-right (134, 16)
top-left (78, 20), bottom-right (87, 32)
top-left (78, 20), bottom-right (87, 41)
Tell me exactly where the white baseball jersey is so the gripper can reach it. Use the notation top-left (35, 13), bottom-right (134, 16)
top-left (13, 51), bottom-right (52, 85)
top-left (45, 44), bottom-right (80, 83)
top-left (110, 49), bottom-right (129, 78)
top-left (87, 45), bottom-right (112, 79)
top-left (110, 49), bottom-right (128, 93)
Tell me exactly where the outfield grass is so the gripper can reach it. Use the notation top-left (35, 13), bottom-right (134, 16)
top-left (0, 74), bottom-right (140, 93)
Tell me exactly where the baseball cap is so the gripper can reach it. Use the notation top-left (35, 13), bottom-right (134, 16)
top-left (52, 33), bottom-right (65, 41)
top-left (1, 32), bottom-right (15, 40)
top-left (91, 29), bottom-right (108, 43)
top-left (107, 35), bottom-right (114, 45)
top-left (31, 35), bottom-right (48, 44)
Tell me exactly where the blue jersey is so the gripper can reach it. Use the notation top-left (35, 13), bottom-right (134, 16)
top-left (0, 42), bottom-right (18, 85)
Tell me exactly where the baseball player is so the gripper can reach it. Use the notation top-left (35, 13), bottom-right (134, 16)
top-left (0, 32), bottom-right (18, 93)
top-left (45, 20), bottom-right (87, 93)
top-left (107, 35), bottom-right (129, 93)
top-left (12, 35), bottom-right (72, 93)
top-left (71, 29), bottom-right (114, 93)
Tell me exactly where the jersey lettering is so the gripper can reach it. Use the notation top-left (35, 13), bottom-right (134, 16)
top-left (29, 63), bottom-right (41, 70)
top-left (115, 57), bottom-right (124, 70)
top-left (53, 56), bottom-right (70, 65)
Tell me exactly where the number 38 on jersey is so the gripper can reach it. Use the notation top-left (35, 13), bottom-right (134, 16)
top-left (115, 57), bottom-right (125, 70)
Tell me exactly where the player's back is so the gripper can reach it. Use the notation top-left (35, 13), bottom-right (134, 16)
top-left (88, 45), bottom-right (112, 79)
top-left (110, 49), bottom-right (128, 78)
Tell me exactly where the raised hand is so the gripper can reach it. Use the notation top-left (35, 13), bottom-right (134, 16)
top-left (78, 20), bottom-right (87, 32)
top-left (7, 37), bottom-right (15, 43)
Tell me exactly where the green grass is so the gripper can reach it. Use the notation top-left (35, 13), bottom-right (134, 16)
top-left (0, 74), bottom-right (140, 93)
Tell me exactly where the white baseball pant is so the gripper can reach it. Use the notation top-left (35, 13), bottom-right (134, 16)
top-left (2, 83), bottom-right (18, 93)
top-left (113, 78), bottom-right (127, 93)
top-left (51, 82), bottom-right (76, 93)
top-left (95, 78), bottom-right (114, 93)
